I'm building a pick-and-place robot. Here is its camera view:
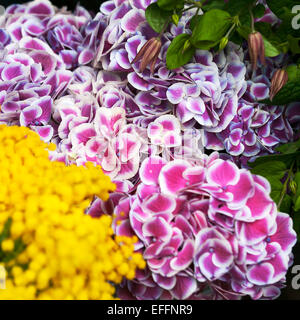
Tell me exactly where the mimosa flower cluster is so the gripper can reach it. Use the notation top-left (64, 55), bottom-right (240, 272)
top-left (0, 125), bottom-right (145, 300)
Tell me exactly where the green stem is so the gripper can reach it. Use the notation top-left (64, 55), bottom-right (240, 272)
top-left (249, 6), bottom-right (255, 32)
top-left (278, 161), bottom-right (295, 210)
top-left (225, 23), bottom-right (236, 39)
top-left (158, 17), bottom-right (171, 37)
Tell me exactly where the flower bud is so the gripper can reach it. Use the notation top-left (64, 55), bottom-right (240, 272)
top-left (219, 37), bottom-right (228, 51)
top-left (269, 69), bottom-right (288, 101)
top-left (182, 39), bottom-right (191, 53)
top-left (289, 180), bottom-right (297, 195)
top-left (172, 14), bottom-right (180, 26)
top-left (132, 37), bottom-right (162, 74)
top-left (248, 31), bottom-right (266, 70)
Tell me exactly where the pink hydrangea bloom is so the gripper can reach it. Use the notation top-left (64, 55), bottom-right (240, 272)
top-left (111, 153), bottom-right (297, 300)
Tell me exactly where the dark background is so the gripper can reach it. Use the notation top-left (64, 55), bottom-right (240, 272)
top-left (1, 0), bottom-right (300, 300)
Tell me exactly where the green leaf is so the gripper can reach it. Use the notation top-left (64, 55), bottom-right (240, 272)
top-left (280, 194), bottom-right (293, 212)
top-left (265, 80), bottom-right (300, 105)
top-left (286, 64), bottom-right (300, 81)
top-left (189, 15), bottom-right (202, 31)
top-left (248, 152), bottom-right (300, 169)
top-left (157, 0), bottom-right (184, 11)
top-left (225, 0), bottom-right (256, 16)
top-left (250, 161), bottom-right (287, 178)
top-left (294, 172), bottom-right (300, 199)
top-left (276, 139), bottom-right (300, 154)
top-left (288, 35), bottom-right (300, 54)
top-left (266, 1), bottom-right (300, 37)
top-left (202, 0), bottom-right (226, 11)
top-left (295, 196), bottom-right (300, 212)
top-left (262, 65), bottom-right (300, 105)
top-left (262, 35), bottom-right (281, 57)
top-left (190, 9), bottom-right (232, 50)
top-left (253, 4), bottom-right (266, 18)
top-left (145, 3), bottom-right (172, 33)
top-left (250, 161), bottom-right (287, 205)
top-left (166, 34), bottom-right (196, 70)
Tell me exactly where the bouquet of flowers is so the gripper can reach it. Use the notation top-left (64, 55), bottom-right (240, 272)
top-left (0, 0), bottom-right (299, 300)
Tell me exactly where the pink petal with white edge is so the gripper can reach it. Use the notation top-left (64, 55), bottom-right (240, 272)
top-left (31, 125), bottom-right (53, 142)
top-left (269, 212), bottom-right (297, 254)
top-left (128, 72), bottom-right (154, 91)
top-left (158, 160), bottom-right (191, 195)
top-left (118, 133), bottom-right (141, 162)
top-left (170, 239), bottom-right (194, 271)
top-left (140, 156), bottom-right (167, 185)
top-left (26, 0), bottom-right (55, 16)
top-left (142, 216), bottom-right (172, 243)
top-left (70, 123), bottom-right (96, 145)
top-left (227, 170), bottom-right (255, 210)
top-left (2, 63), bottom-right (26, 81)
top-left (23, 19), bottom-right (45, 36)
top-left (152, 274), bottom-right (176, 290)
top-left (247, 262), bottom-right (274, 285)
top-left (171, 276), bottom-right (197, 300)
top-left (95, 107), bottom-right (125, 138)
top-left (156, 114), bottom-right (181, 132)
top-left (206, 159), bottom-right (240, 188)
top-left (186, 97), bottom-right (205, 114)
top-left (20, 36), bottom-right (54, 55)
top-left (117, 158), bottom-right (140, 180)
top-left (29, 51), bottom-right (57, 75)
top-left (78, 49), bottom-right (94, 65)
top-left (245, 183), bottom-right (273, 220)
top-left (235, 215), bottom-right (275, 246)
top-left (142, 193), bottom-right (176, 215)
top-left (250, 82), bottom-right (269, 101)
top-left (20, 105), bottom-right (42, 126)
top-left (166, 83), bottom-right (185, 104)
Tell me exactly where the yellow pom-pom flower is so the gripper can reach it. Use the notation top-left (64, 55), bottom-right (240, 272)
top-left (0, 125), bottom-right (145, 300)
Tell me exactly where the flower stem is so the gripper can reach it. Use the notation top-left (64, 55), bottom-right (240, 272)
top-left (278, 161), bottom-right (295, 210)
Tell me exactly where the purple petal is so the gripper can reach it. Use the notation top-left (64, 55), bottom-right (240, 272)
top-left (171, 276), bottom-right (197, 300)
top-left (167, 83), bottom-right (185, 104)
top-left (121, 8), bottom-right (145, 33)
top-left (20, 105), bottom-right (42, 126)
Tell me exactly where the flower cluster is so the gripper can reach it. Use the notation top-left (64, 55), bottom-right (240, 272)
top-left (113, 154), bottom-right (297, 300)
top-left (0, 0), bottom-right (91, 141)
top-left (0, 0), bottom-right (298, 301)
top-left (0, 125), bottom-right (145, 300)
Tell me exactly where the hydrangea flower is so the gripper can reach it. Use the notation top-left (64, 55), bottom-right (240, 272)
top-left (93, 1), bottom-right (300, 164)
top-left (0, 0), bottom-right (91, 141)
top-left (112, 153), bottom-right (297, 300)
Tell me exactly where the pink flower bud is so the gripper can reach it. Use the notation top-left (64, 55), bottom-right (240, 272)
top-left (248, 32), bottom-right (266, 70)
top-left (132, 37), bottom-right (162, 74)
top-left (269, 69), bottom-right (288, 101)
